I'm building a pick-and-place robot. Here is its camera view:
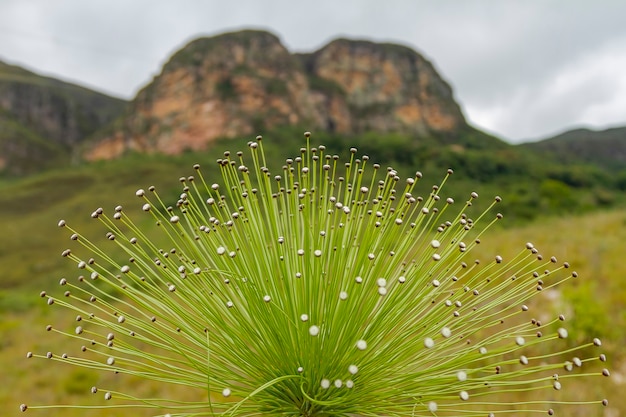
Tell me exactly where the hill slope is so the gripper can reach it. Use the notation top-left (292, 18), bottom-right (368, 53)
top-left (0, 60), bottom-right (127, 175)
top-left (520, 126), bottom-right (626, 168)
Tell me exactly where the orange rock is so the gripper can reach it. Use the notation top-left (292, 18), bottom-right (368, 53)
top-left (85, 30), bottom-right (466, 160)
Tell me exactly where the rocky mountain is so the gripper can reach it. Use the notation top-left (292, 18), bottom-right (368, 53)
top-left (520, 126), bottom-right (626, 169)
top-left (84, 30), bottom-right (470, 160)
top-left (0, 60), bottom-right (127, 174)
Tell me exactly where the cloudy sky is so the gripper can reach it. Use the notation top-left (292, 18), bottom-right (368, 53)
top-left (0, 0), bottom-right (624, 143)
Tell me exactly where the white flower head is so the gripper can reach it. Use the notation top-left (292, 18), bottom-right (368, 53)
top-left (26, 134), bottom-right (609, 417)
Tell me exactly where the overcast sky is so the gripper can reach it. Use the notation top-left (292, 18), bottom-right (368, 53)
top-left (0, 1), bottom-right (624, 143)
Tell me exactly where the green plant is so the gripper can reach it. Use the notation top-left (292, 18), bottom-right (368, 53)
top-left (22, 133), bottom-right (609, 416)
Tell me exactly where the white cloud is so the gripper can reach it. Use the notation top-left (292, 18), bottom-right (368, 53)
top-left (479, 37), bottom-right (626, 141)
top-left (0, 0), bottom-right (624, 142)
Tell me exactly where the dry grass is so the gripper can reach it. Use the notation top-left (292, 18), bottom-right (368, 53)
top-left (3, 208), bottom-right (624, 416)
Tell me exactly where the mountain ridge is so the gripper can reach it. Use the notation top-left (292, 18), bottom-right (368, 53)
top-left (520, 126), bottom-right (626, 168)
top-left (0, 59), bottom-right (127, 174)
top-left (1, 29), bottom-right (625, 178)
top-left (83, 29), bottom-right (476, 160)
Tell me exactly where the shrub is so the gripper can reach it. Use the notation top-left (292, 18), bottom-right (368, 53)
top-left (22, 133), bottom-right (609, 416)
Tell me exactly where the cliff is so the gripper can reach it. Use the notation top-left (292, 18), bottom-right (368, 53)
top-left (0, 60), bottom-right (127, 174)
top-left (300, 38), bottom-right (464, 135)
top-left (85, 30), bottom-right (467, 160)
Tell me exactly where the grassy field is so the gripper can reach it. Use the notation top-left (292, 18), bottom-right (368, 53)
top-left (3, 209), bottom-right (624, 416)
top-left (1, 136), bottom-right (624, 416)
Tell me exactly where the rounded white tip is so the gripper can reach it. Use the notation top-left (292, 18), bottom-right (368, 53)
top-left (424, 337), bottom-right (434, 348)
top-left (428, 401), bottom-right (438, 412)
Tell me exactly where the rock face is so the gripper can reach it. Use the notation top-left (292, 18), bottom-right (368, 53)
top-left (85, 30), bottom-right (466, 160)
top-left (301, 39), bottom-right (464, 136)
top-left (0, 60), bottom-right (127, 174)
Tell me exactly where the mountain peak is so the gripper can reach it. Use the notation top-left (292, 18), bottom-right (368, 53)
top-left (162, 30), bottom-right (286, 72)
top-left (84, 29), bottom-right (467, 160)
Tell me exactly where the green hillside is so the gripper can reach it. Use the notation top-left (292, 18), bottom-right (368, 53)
top-left (0, 60), bottom-right (127, 175)
top-left (520, 126), bottom-right (626, 169)
top-left (1, 128), bottom-right (624, 296)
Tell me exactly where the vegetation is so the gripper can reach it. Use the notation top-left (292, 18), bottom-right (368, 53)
top-left (263, 77), bottom-right (289, 96)
top-left (162, 30), bottom-right (294, 73)
top-left (215, 78), bottom-right (238, 100)
top-left (520, 126), bottom-right (626, 169)
top-left (306, 75), bottom-right (345, 96)
top-left (1, 127), bottom-right (625, 295)
top-left (0, 128), bottom-right (621, 258)
top-left (5, 206), bottom-right (624, 415)
top-left (0, 60), bottom-right (127, 175)
top-left (0, 132), bottom-right (624, 416)
top-left (0, 114), bottom-right (67, 174)
top-left (0, 61), bottom-right (126, 135)
top-left (2, 28), bottom-right (624, 414)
